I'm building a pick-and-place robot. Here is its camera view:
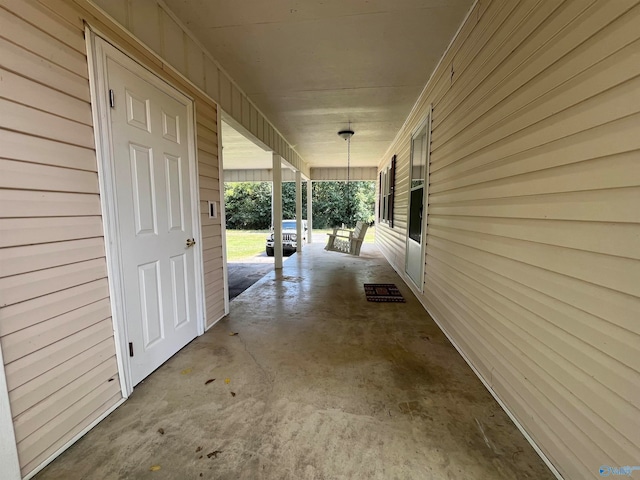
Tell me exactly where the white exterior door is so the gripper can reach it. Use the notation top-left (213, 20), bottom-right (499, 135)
top-left (104, 46), bottom-right (200, 387)
top-left (405, 117), bottom-right (430, 290)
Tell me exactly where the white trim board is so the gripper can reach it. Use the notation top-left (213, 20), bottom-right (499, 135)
top-left (190, 98), bottom-right (207, 337)
top-left (378, 245), bottom-right (564, 480)
top-left (404, 110), bottom-right (431, 294)
top-left (0, 341), bottom-right (21, 480)
top-left (217, 105), bottom-right (230, 317)
top-left (85, 26), bottom-right (130, 400)
top-left (87, 29), bottom-right (206, 396)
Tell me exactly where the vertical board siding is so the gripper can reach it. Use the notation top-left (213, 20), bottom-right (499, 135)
top-left (0, 0), bottom-right (226, 477)
top-left (0, 3), bottom-right (122, 476)
top-left (376, 1), bottom-right (640, 479)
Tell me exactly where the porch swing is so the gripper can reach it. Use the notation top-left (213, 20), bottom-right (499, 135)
top-left (325, 127), bottom-right (369, 256)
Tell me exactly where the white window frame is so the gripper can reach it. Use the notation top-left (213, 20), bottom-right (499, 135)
top-left (404, 111), bottom-right (431, 292)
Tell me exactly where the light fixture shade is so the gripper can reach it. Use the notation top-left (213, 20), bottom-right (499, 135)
top-left (337, 129), bottom-right (355, 140)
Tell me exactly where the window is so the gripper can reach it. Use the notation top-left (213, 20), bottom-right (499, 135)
top-left (405, 114), bottom-right (430, 290)
top-left (379, 155), bottom-right (396, 227)
top-left (408, 126), bottom-right (427, 243)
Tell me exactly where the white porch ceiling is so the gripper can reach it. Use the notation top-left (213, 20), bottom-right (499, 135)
top-left (165, 0), bottom-right (473, 168)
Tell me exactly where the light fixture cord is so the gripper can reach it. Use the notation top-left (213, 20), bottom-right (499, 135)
top-left (346, 130), bottom-right (351, 224)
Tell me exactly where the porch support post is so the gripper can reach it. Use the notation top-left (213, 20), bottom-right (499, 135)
top-left (272, 153), bottom-right (283, 269)
top-left (306, 179), bottom-right (313, 243)
top-left (295, 170), bottom-right (303, 253)
top-left (0, 343), bottom-right (21, 480)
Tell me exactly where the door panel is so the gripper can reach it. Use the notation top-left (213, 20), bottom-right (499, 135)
top-left (130, 144), bottom-right (157, 235)
top-left (165, 154), bottom-right (184, 231)
top-left (125, 89), bottom-right (150, 132)
top-left (162, 110), bottom-right (180, 143)
top-left (170, 254), bottom-right (189, 328)
top-left (139, 261), bottom-right (163, 347)
top-left (105, 51), bottom-right (198, 387)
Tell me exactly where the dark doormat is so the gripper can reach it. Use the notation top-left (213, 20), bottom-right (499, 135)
top-left (364, 284), bottom-right (405, 302)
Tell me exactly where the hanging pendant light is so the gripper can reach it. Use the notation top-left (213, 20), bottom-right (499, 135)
top-left (337, 129), bottom-right (354, 141)
top-left (337, 126), bottom-right (355, 226)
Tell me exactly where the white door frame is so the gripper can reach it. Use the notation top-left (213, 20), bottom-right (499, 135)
top-left (86, 29), bottom-right (206, 397)
top-left (0, 341), bottom-right (21, 480)
top-left (405, 110), bottom-right (432, 292)
top-left (216, 105), bottom-right (230, 319)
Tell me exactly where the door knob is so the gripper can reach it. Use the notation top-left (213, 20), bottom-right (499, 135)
top-left (186, 238), bottom-right (196, 248)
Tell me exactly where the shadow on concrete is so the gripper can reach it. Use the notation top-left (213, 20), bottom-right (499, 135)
top-left (227, 252), bottom-right (289, 300)
top-left (227, 251), bottom-right (294, 300)
top-left (227, 260), bottom-right (274, 301)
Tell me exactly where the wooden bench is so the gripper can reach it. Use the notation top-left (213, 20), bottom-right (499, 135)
top-left (324, 221), bottom-right (368, 256)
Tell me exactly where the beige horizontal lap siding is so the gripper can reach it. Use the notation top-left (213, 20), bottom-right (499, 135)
top-left (71, 0), bottom-right (235, 329)
top-left (376, 0), bottom-right (640, 478)
top-left (196, 100), bottom-right (226, 328)
top-left (225, 169), bottom-right (298, 182)
top-left (89, 0), bottom-right (309, 177)
top-left (54, 1), bottom-right (229, 324)
top-left (376, 135), bottom-right (410, 268)
top-left (310, 167), bottom-right (378, 181)
top-left (59, 0), bottom-right (229, 323)
top-left (0, 1), bottom-right (122, 476)
top-left (0, 0), bottom-right (227, 477)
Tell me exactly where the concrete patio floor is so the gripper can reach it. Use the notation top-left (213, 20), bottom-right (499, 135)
top-left (35, 243), bottom-right (554, 480)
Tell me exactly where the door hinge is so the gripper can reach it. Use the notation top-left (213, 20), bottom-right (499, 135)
top-left (109, 89), bottom-right (115, 108)
top-left (129, 342), bottom-right (134, 357)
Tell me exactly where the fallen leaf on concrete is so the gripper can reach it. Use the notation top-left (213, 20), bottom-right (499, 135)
top-left (224, 378), bottom-right (231, 384)
top-left (205, 379), bottom-right (215, 385)
top-left (181, 368), bottom-right (193, 375)
top-left (230, 392), bottom-right (236, 397)
top-left (512, 448), bottom-right (523, 462)
top-left (207, 450), bottom-right (222, 459)
top-left (196, 446), bottom-right (202, 452)
top-left (150, 465), bottom-right (161, 471)
top-left (157, 428), bottom-right (164, 435)
top-left (229, 332), bottom-right (239, 336)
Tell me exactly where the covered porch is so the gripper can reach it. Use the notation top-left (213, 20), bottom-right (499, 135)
top-left (35, 242), bottom-right (552, 480)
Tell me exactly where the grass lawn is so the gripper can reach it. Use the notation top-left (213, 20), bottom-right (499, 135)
top-left (225, 226), bottom-right (376, 261)
top-left (225, 230), bottom-right (269, 262)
